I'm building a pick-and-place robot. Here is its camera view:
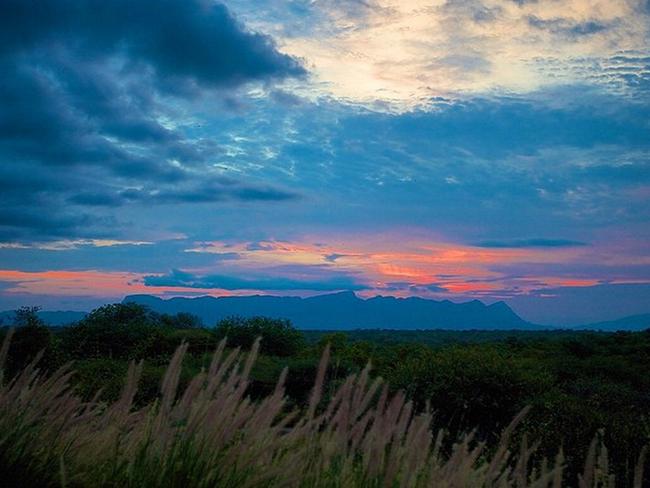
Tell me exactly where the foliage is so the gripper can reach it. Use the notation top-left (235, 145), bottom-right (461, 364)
top-left (3, 307), bottom-right (53, 375)
top-left (214, 315), bottom-right (305, 357)
top-left (387, 345), bottom-right (553, 440)
top-left (159, 312), bottom-right (203, 329)
top-left (2, 332), bottom-right (646, 488)
top-left (2, 305), bottom-right (650, 485)
top-left (323, 329), bottom-right (650, 486)
top-left (13, 306), bottom-right (45, 328)
top-left (58, 303), bottom-right (208, 361)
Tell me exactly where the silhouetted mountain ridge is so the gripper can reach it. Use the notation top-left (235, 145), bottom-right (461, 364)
top-left (122, 291), bottom-right (543, 330)
top-left (0, 310), bottom-right (87, 326)
top-left (574, 313), bottom-right (650, 331)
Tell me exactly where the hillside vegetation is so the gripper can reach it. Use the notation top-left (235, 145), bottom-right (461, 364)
top-left (1, 304), bottom-right (649, 487)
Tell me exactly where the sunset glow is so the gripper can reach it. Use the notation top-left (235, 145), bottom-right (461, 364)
top-left (0, 0), bottom-right (648, 325)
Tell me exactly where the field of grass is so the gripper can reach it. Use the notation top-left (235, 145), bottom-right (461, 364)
top-left (1, 305), bottom-right (649, 487)
top-left (2, 330), bottom-right (647, 488)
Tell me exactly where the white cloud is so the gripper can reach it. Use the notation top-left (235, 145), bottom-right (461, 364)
top-left (233, 0), bottom-right (650, 109)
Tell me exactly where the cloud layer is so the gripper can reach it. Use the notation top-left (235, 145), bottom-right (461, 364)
top-left (0, 0), bottom-right (648, 323)
top-left (0, 0), bottom-right (303, 241)
top-left (232, 0), bottom-right (650, 108)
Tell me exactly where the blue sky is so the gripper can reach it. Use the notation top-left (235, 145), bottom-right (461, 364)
top-left (0, 0), bottom-right (649, 325)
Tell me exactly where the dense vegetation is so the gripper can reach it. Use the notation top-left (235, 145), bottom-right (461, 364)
top-left (1, 304), bottom-right (649, 487)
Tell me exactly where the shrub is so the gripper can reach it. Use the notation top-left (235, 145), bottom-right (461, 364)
top-left (387, 345), bottom-right (554, 440)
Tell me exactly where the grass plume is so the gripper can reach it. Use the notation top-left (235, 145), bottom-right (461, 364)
top-left (0, 331), bottom-right (646, 487)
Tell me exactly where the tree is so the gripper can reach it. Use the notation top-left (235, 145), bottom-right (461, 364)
top-left (80, 303), bottom-right (156, 329)
top-left (13, 306), bottom-right (44, 328)
top-left (160, 312), bottom-right (203, 329)
top-left (214, 316), bottom-right (305, 357)
top-left (61, 303), bottom-right (167, 360)
top-left (7, 306), bottom-right (52, 373)
top-left (317, 332), bottom-right (349, 353)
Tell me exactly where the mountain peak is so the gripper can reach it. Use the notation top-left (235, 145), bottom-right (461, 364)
top-left (309, 290), bottom-right (359, 301)
top-left (488, 301), bottom-right (512, 311)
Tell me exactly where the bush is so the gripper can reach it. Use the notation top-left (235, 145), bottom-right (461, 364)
top-left (72, 358), bottom-right (129, 402)
top-left (387, 345), bottom-right (554, 440)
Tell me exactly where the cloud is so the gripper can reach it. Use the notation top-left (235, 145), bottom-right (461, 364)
top-left (474, 238), bottom-right (588, 249)
top-left (324, 253), bottom-right (346, 262)
top-left (0, 240), bottom-right (240, 273)
top-left (1, 0), bottom-right (304, 87)
top-left (0, 0), bottom-right (304, 243)
top-left (180, 90), bottom-right (650, 247)
top-left (527, 16), bottom-right (609, 39)
top-left (68, 192), bottom-right (126, 207)
top-left (381, 282), bottom-right (449, 293)
top-left (0, 206), bottom-right (119, 242)
top-left (236, 0), bottom-right (649, 108)
top-left (246, 241), bottom-right (277, 251)
top-left (67, 182), bottom-right (299, 207)
top-left (143, 269), bottom-right (369, 291)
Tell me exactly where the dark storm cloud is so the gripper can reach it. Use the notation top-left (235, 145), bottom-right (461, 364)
top-left (68, 192), bottom-right (126, 207)
top-left (474, 238), bottom-right (588, 248)
top-left (67, 181), bottom-right (299, 207)
top-left (149, 182), bottom-right (299, 204)
top-left (0, 204), bottom-right (120, 242)
top-left (0, 0), bottom-right (304, 86)
top-left (143, 269), bottom-right (369, 291)
top-left (0, 0), bottom-right (305, 242)
top-left (0, 210), bottom-right (88, 240)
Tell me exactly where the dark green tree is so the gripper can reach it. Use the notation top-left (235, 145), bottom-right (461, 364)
top-left (60, 303), bottom-right (168, 360)
top-left (7, 306), bottom-right (52, 373)
top-left (13, 306), bottom-right (44, 328)
top-left (214, 316), bottom-right (305, 357)
top-left (160, 312), bottom-right (203, 329)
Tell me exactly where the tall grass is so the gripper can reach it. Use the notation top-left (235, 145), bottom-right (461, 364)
top-left (0, 331), bottom-right (646, 487)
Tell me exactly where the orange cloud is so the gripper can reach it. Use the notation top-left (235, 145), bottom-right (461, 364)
top-left (181, 231), bottom-right (597, 298)
top-left (0, 270), bottom-right (244, 298)
top-left (1, 230), bottom-right (620, 301)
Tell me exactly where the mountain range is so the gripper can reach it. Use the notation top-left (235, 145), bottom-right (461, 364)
top-left (573, 313), bottom-right (650, 332)
top-left (0, 310), bottom-right (87, 327)
top-left (2, 292), bottom-right (649, 331)
top-left (122, 292), bottom-right (540, 330)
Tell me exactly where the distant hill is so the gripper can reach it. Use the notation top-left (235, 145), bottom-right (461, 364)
top-left (575, 313), bottom-right (650, 331)
top-left (123, 291), bottom-right (543, 330)
top-left (0, 310), bottom-right (87, 326)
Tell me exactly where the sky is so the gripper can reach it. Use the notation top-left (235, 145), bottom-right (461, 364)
top-left (0, 0), bottom-right (649, 326)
